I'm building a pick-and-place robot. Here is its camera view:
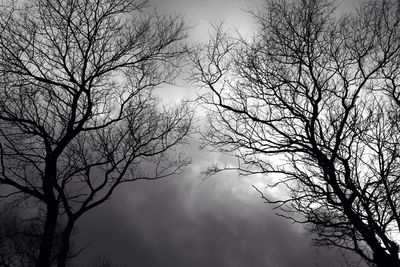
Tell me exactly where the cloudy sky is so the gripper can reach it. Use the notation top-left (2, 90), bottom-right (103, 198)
top-left (74, 0), bottom-right (363, 266)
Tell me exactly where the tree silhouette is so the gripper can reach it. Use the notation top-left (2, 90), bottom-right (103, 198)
top-left (0, 202), bottom-right (75, 267)
top-left (0, 0), bottom-right (192, 266)
top-left (192, 0), bottom-right (400, 266)
top-left (0, 204), bottom-right (39, 267)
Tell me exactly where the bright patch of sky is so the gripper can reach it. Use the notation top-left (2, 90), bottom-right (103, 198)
top-left (151, 0), bottom-right (360, 104)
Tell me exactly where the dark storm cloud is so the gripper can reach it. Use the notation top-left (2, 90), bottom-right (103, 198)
top-left (74, 145), bottom-right (360, 267)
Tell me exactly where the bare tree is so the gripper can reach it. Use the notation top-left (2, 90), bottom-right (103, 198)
top-left (0, 202), bottom-right (75, 267)
top-left (191, 0), bottom-right (400, 266)
top-left (0, 0), bottom-right (192, 266)
top-left (0, 203), bottom-right (37, 267)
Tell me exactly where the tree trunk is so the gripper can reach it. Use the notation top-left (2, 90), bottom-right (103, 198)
top-left (36, 202), bottom-right (59, 267)
top-left (57, 220), bottom-right (74, 267)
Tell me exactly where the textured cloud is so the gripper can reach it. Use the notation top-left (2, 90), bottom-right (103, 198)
top-left (74, 144), bottom-right (362, 267)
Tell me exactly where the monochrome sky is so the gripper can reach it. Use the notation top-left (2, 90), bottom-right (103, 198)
top-left (74, 0), bottom-right (363, 266)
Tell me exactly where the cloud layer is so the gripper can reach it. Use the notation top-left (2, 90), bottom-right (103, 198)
top-left (75, 147), bottom-right (360, 267)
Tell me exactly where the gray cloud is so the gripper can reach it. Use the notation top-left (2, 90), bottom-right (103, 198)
top-left (74, 147), bottom-right (360, 267)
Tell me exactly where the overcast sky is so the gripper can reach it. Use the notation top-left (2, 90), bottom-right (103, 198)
top-left (74, 0), bottom-right (363, 266)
